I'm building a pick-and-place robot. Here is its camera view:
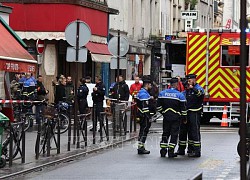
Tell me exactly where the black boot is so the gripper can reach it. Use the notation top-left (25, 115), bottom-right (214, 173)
top-left (160, 148), bottom-right (167, 157)
top-left (188, 151), bottom-right (201, 157)
top-left (168, 148), bottom-right (177, 158)
top-left (138, 148), bottom-right (150, 155)
top-left (175, 149), bottom-right (185, 155)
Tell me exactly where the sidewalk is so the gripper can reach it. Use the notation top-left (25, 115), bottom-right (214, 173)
top-left (0, 115), bottom-right (139, 179)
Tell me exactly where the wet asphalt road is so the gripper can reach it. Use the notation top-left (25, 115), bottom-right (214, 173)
top-left (23, 127), bottom-right (241, 180)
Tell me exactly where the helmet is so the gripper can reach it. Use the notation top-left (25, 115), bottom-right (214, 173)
top-left (59, 102), bottom-right (69, 111)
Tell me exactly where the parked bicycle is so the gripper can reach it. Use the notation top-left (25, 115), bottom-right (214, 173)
top-left (2, 122), bottom-right (23, 162)
top-left (35, 101), bottom-right (69, 156)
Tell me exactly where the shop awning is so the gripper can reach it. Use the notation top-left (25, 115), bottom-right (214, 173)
top-left (0, 18), bottom-right (36, 73)
top-left (85, 42), bottom-right (111, 63)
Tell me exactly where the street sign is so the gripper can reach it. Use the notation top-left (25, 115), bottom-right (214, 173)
top-left (65, 20), bottom-right (91, 47)
top-left (66, 47), bottom-right (87, 63)
top-left (108, 36), bottom-right (129, 57)
top-left (36, 39), bottom-right (45, 54)
top-left (181, 11), bottom-right (198, 20)
top-left (110, 57), bottom-right (127, 69)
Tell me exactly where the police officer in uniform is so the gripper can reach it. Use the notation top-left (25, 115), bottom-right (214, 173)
top-left (184, 74), bottom-right (204, 157)
top-left (157, 78), bottom-right (187, 158)
top-left (136, 76), bottom-right (153, 154)
top-left (91, 76), bottom-right (106, 131)
top-left (77, 78), bottom-right (89, 114)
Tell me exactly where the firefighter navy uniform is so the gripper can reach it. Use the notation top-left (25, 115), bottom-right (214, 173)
top-left (157, 78), bottom-right (187, 158)
top-left (184, 74), bottom-right (204, 157)
top-left (136, 79), bottom-right (154, 154)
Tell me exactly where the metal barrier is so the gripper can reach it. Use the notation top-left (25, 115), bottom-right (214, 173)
top-left (76, 113), bottom-right (91, 148)
top-left (1, 98), bottom-right (139, 168)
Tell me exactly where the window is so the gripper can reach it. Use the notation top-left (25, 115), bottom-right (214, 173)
top-left (221, 45), bottom-right (250, 66)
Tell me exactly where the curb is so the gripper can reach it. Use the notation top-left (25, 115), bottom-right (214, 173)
top-left (0, 136), bottom-right (138, 179)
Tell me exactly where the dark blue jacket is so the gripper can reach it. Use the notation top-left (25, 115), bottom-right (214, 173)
top-left (157, 88), bottom-right (187, 120)
top-left (136, 88), bottom-right (155, 117)
top-left (77, 84), bottom-right (89, 99)
top-left (184, 83), bottom-right (204, 111)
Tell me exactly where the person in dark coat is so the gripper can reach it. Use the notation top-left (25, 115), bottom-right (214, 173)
top-left (36, 75), bottom-right (48, 124)
top-left (111, 75), bottom-right (129, 101)
top-left (91, 76), bottom-right (106, 131)
top-left (77, 78), bottom-right (89, 114)
top-left (55, 77), bottom-right (66, 104)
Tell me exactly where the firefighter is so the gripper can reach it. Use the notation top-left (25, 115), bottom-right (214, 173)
top-left (157, 77), bottom-right (187, 158)
top-left (136, 76), bottom-right (154, 154)
top-left (185, 74), bottom-right (204, 157)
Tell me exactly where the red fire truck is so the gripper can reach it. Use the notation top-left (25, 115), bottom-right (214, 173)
top-left (186, 29), bottom-right (249, 124)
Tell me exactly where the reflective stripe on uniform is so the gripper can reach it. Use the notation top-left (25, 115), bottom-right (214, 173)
top-left (178, 141), bottom-right (187, 146)
top-left (162, 108), bottom-right (181, 115)
top-left (193, 141), bottom-right (201, 147)
top-left (188, 107), bottom-right (202, 112)
top-left (168, 143), bottom-right (176, 149)
top-left (160, 142), bottom-right (168, 148)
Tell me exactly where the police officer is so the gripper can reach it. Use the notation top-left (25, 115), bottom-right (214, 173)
top-left (157, 78), bottom-right (187, 158)
top-left (176, 79), bottom-right (193, 156)
top-left (185, 74), bottom-right (204, 157)
top-left (77, 78), bottom-right (89, 114)
top-left (91, 76), bottom-right (106, 131)
top-left (136, 76), bottom-right (154, 154)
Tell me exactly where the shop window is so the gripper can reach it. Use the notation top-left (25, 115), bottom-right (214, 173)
top-left (221, 45), bottom-right (249, 66)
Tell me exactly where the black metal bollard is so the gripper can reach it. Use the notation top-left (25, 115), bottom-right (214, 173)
top-left (100, 112), bottom-right (105, 142)
top-left (68, 105), bottom-right (72, 151)
top-left (57, 117), bottom-right (60, 154)
top-left (134, 106), bottom-right (137, 132)
top-left (84, 116), bottom-right (88, 147)
top-left (47, 124), bottom-right (51, 157)
top-left (119, 109), bottom-right (122, 136)
top-left (105, 112), bottom-right (109, 141)
top-left (130, 104), bottom-right (133, 133)
top-left (112, 102), bottom-right (116, 139)
top-left (35, 117), bottom-right (41, 159)
top-left (77, 115), bottom-right (80, 148)
top-left (93, 104), bottom-right (96, 144)
top-left (73, 103), bottom-right (77, 145)
top-left (21, 122), bottom-right (25, 163)
top-left (9, 125), bottom-right (13, 167)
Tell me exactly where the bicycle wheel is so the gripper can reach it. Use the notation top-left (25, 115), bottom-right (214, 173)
top-left (237, 139), bottom-right (250, 161)
top-left (2, 131), bottom-right (20, 161)
top-left (0, 157), bottom-right (6, 168)
top-left (23, 115), bottom-right (33, 131)
top-left (55, 113), bottom-right (69, 134)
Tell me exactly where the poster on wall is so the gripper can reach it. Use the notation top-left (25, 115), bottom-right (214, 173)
top-left (44, 44), bottom-right (56, 76)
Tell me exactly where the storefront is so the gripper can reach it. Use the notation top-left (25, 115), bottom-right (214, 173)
top-left (0, 16), bottom-right (36, 99)
top-left (2, 1), bottom-right (118, 101)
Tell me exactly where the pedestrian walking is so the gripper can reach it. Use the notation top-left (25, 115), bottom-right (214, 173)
top-left (136, 76), bottom-right (154, 154)
top-left (77, 78), bottom-right (89, 114)
top-left (184, 74), bottom-right (204, 157)
top-left (91, 76), bottom-right (106, 131)
top-left (157, 78), bottom-right (187, 158)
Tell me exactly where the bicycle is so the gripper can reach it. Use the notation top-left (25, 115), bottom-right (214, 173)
top-left (2, 122), bottom-right (24, 162)
top-left (54, 102), bottom-right (70, 134)
top-left (36, 102), bottom-right (68, 155)
top-left (13, 103), bottom-right (35, 132)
